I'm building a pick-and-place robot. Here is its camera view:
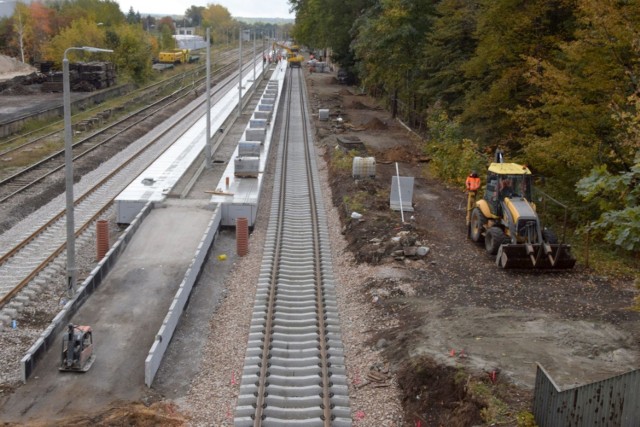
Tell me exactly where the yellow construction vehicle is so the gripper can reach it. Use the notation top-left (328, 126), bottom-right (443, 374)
top-left (467, 150), bottom-right (576, 269)
top-left (158, 49), bottom-right (191, 64)
top-left (272, 42), bottom-right (304, 68)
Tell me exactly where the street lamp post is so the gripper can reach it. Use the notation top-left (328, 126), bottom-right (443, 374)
top-left (63, 46), bottom-right (113, 297)
top-left (205, 27), bottom-right (211, 168)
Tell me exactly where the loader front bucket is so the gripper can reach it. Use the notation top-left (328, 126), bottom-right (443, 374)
top-left (496, 243), bottom-right (576, 269)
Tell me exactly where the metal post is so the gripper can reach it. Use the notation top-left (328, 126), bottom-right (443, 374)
top-left (205, 27), bottom-right (211, 168)
top-left (62, 46), bottom-right (112, 297)
top-left (62, 53), bottom-right (76, 298)
top-left (238, 28), bottom-right (242, 118)
top-left (253, 30), bottom-right (256, 82)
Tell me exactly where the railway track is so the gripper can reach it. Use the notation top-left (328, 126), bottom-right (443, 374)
top-left (0, 48), bottom-right (251, 211)
top-left (0, 47), bottom-right (240, 159)
top-left (235, 68), bottom-right (351, 425)
top-left (0, 54), bottom-right (266, 310)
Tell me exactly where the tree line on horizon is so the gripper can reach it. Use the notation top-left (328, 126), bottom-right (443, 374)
top-left (291, 0), bottom-right (640, 257)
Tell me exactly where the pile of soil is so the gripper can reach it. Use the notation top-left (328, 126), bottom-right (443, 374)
top-left (0, 55), bottom-right (37, 82)
top-left (3, 402), bottom-right (187, 427)
top-left (350, 100), bottom-right (371, 109)
top-left (363, 117), bottom-right (388, 130)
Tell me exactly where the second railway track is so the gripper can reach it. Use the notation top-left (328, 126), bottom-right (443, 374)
top-left (234, 67), bottom-right (351, 426)
top-left (0, 48), bottom-right (252, 210)
top-left (0, 54), bottom-right (266, 309)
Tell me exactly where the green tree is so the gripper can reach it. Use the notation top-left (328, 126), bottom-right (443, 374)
top-left (514, 0), bottom-right (640, 207)
top-left (577, 151), bottom-right (640, 252)
top-left (202, 4), bottom-right (235, 45)
top-left (126, 7), bottom-right (138, 24)
top-left (44, 18), bottom-right (107, 66)
top-left (157, 16), bottom-right (176, 50)
top-left (107, 23), bottom-right (153, 83)
top-left (8, 1), bottom-right (29, 63)
top-left (460, 0), bottom-right (577, 150)
top-left (185, 6), bottom-right (205, 27)
top-left (290, 0), bottom-right (375, 67)
top-left (55, 0), bottom-right (125, 28)
top-left (420, 0), bottom-right (479, 116)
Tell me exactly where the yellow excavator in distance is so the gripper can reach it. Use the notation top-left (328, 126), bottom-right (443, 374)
top-left (272, 42), bottom-right (303, 68)
top-left (467, 150), bottom-right (576, 269)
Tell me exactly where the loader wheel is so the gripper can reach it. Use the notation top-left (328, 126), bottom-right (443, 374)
top-left (485, 227), bottom-right (505, 255)
top-left (470, 208), bottom-right (486, 243)
top-left (542, 229), bottom-right (558, 244)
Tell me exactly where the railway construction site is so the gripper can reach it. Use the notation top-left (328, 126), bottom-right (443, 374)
top-left (0, 52), bottom-right (639, 426)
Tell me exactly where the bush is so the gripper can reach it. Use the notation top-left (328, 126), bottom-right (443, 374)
top-left (424, 109), bottom-right (486, 187)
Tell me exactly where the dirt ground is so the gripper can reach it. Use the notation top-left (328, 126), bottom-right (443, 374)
top-left (306, 71), bottom-right (640, 425)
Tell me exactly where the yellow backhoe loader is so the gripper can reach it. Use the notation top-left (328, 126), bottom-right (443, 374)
top-left (467, 150), bottom-right (576, 269)
top-left (272, 42), bottom-right (304, 68)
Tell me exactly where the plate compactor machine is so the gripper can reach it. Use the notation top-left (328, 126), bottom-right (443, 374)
top-left (59, 324), bottom-right (95, 372)
top-left (466, 151), bottom-right (576, 269)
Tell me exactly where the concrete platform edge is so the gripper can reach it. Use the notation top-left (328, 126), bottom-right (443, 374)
top-left (144, 205), bottom-right (222, 387)
top-left (21, 201), bottom-right (154, 383)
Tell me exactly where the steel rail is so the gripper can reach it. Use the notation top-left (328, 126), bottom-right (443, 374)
top-left (0, 47), bottom-right (239, 155)
top-left (0, 54), bottom-right (264, 308)
top-left (0, 61), bottom-right (240, 204)
top-left (0, 49), bottom-right (261, 205)
top-left (238, 67), bottom-right (350, 426)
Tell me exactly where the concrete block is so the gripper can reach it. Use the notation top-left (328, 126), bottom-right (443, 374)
top-left (29, 282), bottom-right (44, 293)
top-left (254, 111), bottom-right (271, 120)
top-left (0, 314), bottom-right (11, 328)
top-left (22, 289), bottom-right (36, 299)
top-left (15, 295), bottom-right (30, 305)
top-left (238, 141), bottom-right (261, 157)
top-left (3, 308), bottom-right (18, 319)
top-left (245, 128), bottom-right (266, 143)
top-left (250, 119), bottom-right (267, 129)
top-left (8, 301), bottom-right (24, 313)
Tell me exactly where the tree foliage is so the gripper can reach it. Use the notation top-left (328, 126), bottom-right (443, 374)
top-left (292, 0), bottom-right (640, 257)
top-left (577, 153), bottom-right (640, 252)
top-left (420, 0), bottom-right (479, 116)
top-left (44, 18), bottom-right (106, 66)
top-left (201, 4), bottom-right (234, 44)
top-left (105, 24), bottom-right (153, 83)
top-left (353, 0), bottom-right (437, 97)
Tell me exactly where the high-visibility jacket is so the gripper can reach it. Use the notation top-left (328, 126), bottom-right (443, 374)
top-left (465, 175), bottom-right (481, 191)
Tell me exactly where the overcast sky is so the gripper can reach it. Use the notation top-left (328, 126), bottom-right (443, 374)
top-left (116, 0), bottom-right (294, 19)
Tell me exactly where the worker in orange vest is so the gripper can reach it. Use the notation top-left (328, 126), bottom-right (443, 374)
top-left (465, 170), bottom-right (481, 233)
top-left (465, 171), bottom-right (481, 192)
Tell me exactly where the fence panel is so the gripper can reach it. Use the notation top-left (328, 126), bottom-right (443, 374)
top-left (533, 364), bottom-right (640, 426)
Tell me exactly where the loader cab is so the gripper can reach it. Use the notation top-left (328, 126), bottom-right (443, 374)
top-left (484, 163), bottom-right (532, 216)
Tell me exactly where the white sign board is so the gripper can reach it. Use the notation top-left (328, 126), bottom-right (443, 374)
top-left (390, 176), bottom-right (414, 212)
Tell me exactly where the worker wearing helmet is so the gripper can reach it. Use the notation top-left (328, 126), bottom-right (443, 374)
top-left (465, 171), bottom-right (481, 192)
top-left (499, 177), bottom-right (514, 198)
